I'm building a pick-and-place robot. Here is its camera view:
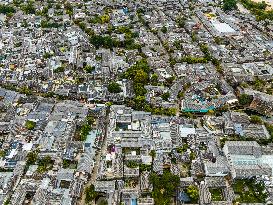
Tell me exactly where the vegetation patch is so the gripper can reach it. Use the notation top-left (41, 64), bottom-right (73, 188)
top-left (241, 0), bottom-right (273, 20)
top-left (108, 82), bottom-right (122, 93)
top-left (63, 159), bottom-right (78, 169)
top-left (37, 156), bottom-right (54, 173)
top-left (149, 171), bottom-right (180, 205)
top-left (185, 185), bottom-right (199, 203)
top-left (232, 178), bottom-right (268, 203)
top-left (209, 188), bottom-right (223, 201)
top-left (25, 120), bottom-right (36, 130)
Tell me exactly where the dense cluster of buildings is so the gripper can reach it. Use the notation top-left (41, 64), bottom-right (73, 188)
top-left (0, 87), bottom-right (108, 204)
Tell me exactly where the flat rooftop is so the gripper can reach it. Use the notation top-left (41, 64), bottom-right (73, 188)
top-left (212, 22), bottom-right (236, 33)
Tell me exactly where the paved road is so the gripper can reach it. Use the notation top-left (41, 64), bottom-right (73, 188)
top-left (79, 107), bottom-right (110, 205)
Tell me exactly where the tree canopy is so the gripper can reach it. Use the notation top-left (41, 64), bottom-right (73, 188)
top-left (108, 82), bottom-right (122, 93)
top-left (239, 94), bottom-right (253, 106)
top-left (150, 171), bottom-right (180, 205)
top-left (25, 120), bottom-right (36, 130)
top-left (241, 0), bottom-right (273, 20)
top-left (223, 0), bottom-right (237, 11)
top-left (84, 65), bottom-right (95, 73)
top-left (0, 5), bottom-right (15, 14)
top-left (250, 115), bottom-right (263, 124)
top-left (26, 151), bottom-right (38, 165)
top-left (85, 184), bottom-right (98, 203)
top-left (186, 185), bottom-right (199, 203)
top-left (162, 92), bottom-right (170, 101)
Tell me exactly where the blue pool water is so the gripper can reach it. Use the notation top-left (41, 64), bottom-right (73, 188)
top-left (131, 198), bottom-right (137, 205)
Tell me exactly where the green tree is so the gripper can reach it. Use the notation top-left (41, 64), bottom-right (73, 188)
top-left (98, 199), bottom-right (108, 205)
top-left (134, 70), bottom-right (149, 84)
top-left (134, 96), bottom-right (146, 110)
top-left (190, 152), bottom-right (197, 160)
top-left (162, 92), bottom-right (170, 101)
top-left (239, 94), bottom-right (253, 106)
top-left (108, 82), bottom-right (122, 93)
top-left (0, 150), bottom-right (6, 158)
top-left (207, 109), bottom-right (215, 116)
top-left (250, 115), bottom-right (263, 124)
top-left (133, 83), bottom-right (147, 96)
top-left (26, 151), bottom-right (38, 165)
top-left (54, 66), bottom-right (65, 73)
top-left (161, 26), bottom-right (167, 33)
top-left (177, 91), bottom-right (185, 99)
top-left (22, 2), bottom-right (35, 14)
top-left (3, 198), bottom-right (10, 205)
top-left (151, 73), bottom-right (158, 85)
top-left (64, 2), bottom-right (73, 16)
top-left (126, 161), bottom-right (139, 168)
top-left (89, 35), bottom-right (116, 49)
top-left (63, 159), bottom-right (70, 169)
top-left (265, 123), bottom-right (273, 139)
top-left (37, 155), bottom-right (53, 173)
top-left (223, 0), bottom-right (238, 11)
top-left (253, 78), bottom-right (266, 91)
top-left (101, 14), bottom-right (110, 23)
top-left (177, 144), bottom-right (189, 154)
top-left (80, 123), bottom-right (92, 141)
top-left (191, 32), bottom-right (197, 42)
top-left (164, 76), bottom-right (175, 87)
top-left (25, 120), bottom-right (36, 130)
top-left (43, 52), bottom-right (53, 59)
top-left (149, 150), bottom-right (156, 159)
top-left (176, 16), bottom-right (186, 28)
top-left (186, 185), bottom-right (199, 203)
top-left (85, 184), bottom-right (98, 203)
top-left (84, 65), bottom-right (95, 73)
top-left (180, 56), bottom-right (207, 64)
top-left (87, 115), bottom-right (95, 125)
top-left (0, 5), bottom-right (15, 14)
top-left (150, 171), bottom-right (180, 205)
top-left (19, 86), bottom-right (32, 95)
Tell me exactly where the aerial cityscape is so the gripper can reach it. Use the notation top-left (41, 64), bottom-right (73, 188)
top-left (0, 0), bottom-right (273, 204)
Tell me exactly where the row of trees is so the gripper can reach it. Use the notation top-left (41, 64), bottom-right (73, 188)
top-left (241, 0), bottom-right (273, 20)
top-left (41, 20), bottom-right (62, 28)
top-left (19, 86), bottom-right (33, 95)
top-left (89, 34), bottom-right (141, 50)
top-left (126, 96), bottom-right (177, 116)
top-left (178, 56), bottom-right (208, 64)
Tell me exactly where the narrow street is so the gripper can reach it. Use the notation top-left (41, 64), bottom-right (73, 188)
top-left (79, 107), bottom-right (110, 205)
